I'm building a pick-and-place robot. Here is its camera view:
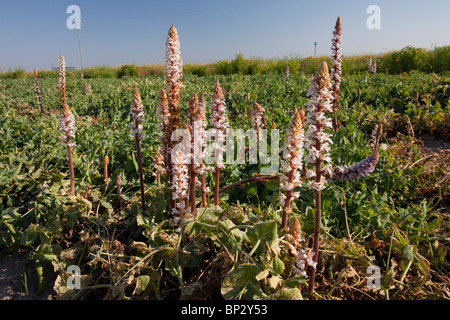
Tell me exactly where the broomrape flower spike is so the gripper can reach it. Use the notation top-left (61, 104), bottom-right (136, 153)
top-left (130, 88), bottom-right (146, 212)
top-left (58, 54), bottom-right (76, 194)
top-left (304, 61), bottom-right (333, 292)
top-left (195, 93), bottom-right (210, 207)
top-left (330, 16), bottom-right (342, 131)
top-left (153, 146), bottom-right (164, 186)
top-left (164, 25), bottom-right (183, 210)
top-left (58, 54), bottom-right (66, 107)
top-left (187, 93), bottom-right (199, 215)
top-left (210, 78), bottom-right (229, 206)
top-left (165, 24), bottom-right (183, 130)
top-left (171, 125), bottom-right (190, 226)
top-left (33, 68), bottom-right (44, 113)
top-left (279, 107), bottom-right (305, 229)
top-left (250, 101), bottom-right (266, 141)
top-left (332, 124), bottom-right (381, 181)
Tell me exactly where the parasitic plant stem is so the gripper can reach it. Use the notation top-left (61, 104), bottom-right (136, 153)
top-left (129, 88), bottom-right (146, 212)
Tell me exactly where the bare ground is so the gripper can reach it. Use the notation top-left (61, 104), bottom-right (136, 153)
top-left (0, 251), bottom-right (56, 300)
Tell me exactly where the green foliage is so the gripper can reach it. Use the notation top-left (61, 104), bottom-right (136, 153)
top-left (117, 64), bottom-right (140, 78)
top-left (0, 71), bottom-right (448, 300)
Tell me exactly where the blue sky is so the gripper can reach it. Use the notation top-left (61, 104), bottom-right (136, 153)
top-left (1, 0), bottom-right (449, 71)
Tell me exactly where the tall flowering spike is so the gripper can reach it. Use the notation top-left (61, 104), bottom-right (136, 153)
top-left (304, 62), bottom-right (334, 191)
top-left (193, 94), bottom-right (210, 207)
top-left (165, 24), bottom-right (183, 130)
top-left (305, 62), bottom-right (333, 292)
top-left (250, 101), bottom-right (266, 140)
top-left (129, 88), bottom-right (145, 138)
top-left (210, 78), bottom-right (229, 206)
top-left (369, 124), bottom-right (382, 152)
top-left (187, 92), bottom-right (199, 131)
top-left (368, 57), bottom-right (377, 75)
top-left (279, 107), bottom-right (305, 229)
top-left (58, 54), bottom-right (66, 107)
top-left (171, 124), bottom-right (190, 226)
top-left (129, 88), bottom-right (146, 211)
top-left (330, 16), bottom-right (343, 131)
top-left (187, 93), bottom-right (199, 215)
top-left (198, 93), bottom-right (206, 117)
top-left (210, 78), bottom-right (229, 133)
top-left (153, 146), bottom-right (164, 186)
top-left (33, 68), bottom-right (44, 112)
top-left (58, 105), bottom-right (76, 146)
top-left (58, 54), bottom-right (76, 194)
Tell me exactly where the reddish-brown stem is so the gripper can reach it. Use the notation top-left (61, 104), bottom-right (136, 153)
top-left (156, 169), bottom-right (161, 186)
top-left (214, 167), bottom-right (220, 206)
top-left (308, 189), bottom-right (321, 293)
top-left (117, 185), bottom-right (122, 211)
top-left (67, 142), bottom-right (74, 194)
top-left (308, 118), bottom-right (323, 293)
top-left (201, 173), bottom-right (207, 207)
top-left (190, 159), bottom-right (196, 216)
top-left (134, 121), bottom-right (146, 212)
top-left (281, 169), bottom-right (294, 230)
top-left (197, 174), bottom-right (280, 208)
top-left (104, 163), bottom-right (108, 184)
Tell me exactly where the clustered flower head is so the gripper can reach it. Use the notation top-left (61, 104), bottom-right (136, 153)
top-left (250, 101), bottom-right (266, 140)
top-left (33, 68), bottom-right (44, 110)
top-left (210, 78), bottom-right (229, 171)
top-left (165, 24), bottom-right (183, 130)
top-left (333, 124), bottom-right (381, 181)
top-left (304, 62), bottom-right (334, 191)
top-left (368, 57), bottom-right (377, 75)
top-left (279, 107), bottom-right (305, 209)
top-left (59, 104), bottom-right (76, 147)
top-left (171, 136), bottom-right (190, 225)
top-left (153, 146), bottom-right (164, 175)
top-left (293, 248), bottom-right (317, 278)
top-left (330, 16), bottom-right (342, 116)
top-left (58, 55), bottom-right (76, 147)
top-left (129, 88), bottom-right (145, 139)
top-left (332, 152), bottom-right (379, 182)
top-left (192, 94), bottom-right (210, 173)
top-left (58, 54), bottom-right (66, 107)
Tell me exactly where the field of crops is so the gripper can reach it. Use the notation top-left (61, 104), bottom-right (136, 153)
top-left (1, 26), bottom-right (450, 301)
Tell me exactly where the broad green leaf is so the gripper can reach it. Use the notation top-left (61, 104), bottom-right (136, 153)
top-left (133, 275), bottom-right (151, 295)
top-left (221, 264), bottom-right (265, 300)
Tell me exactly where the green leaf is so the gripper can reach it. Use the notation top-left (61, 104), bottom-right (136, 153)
top-left (272, 256), bottom-right (285, 275)
top-left (284, 275), bottom-right (307, 288)
top-left (221, 264), bottom-right (265, 300)
top-left (133, 275), bottom-right (150, 296)
top-left (253, 220), bottom-right (277, 245)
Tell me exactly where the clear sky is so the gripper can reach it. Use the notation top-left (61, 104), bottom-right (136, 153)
top-left (1, 0), bottom-right (449, 71)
